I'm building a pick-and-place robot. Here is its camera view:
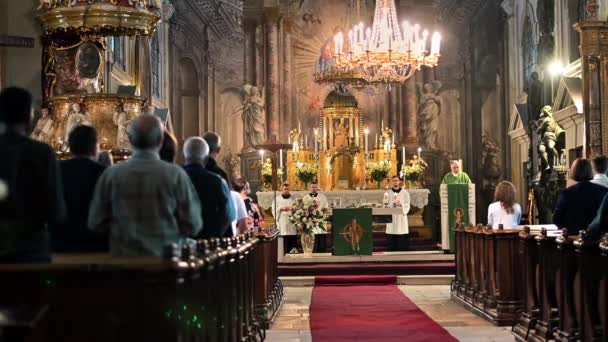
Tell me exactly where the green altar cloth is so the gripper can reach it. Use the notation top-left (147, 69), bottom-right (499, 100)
top-left (332, 208), bottom-right (373, 256)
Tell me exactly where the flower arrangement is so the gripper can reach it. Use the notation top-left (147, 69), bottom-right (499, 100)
top-left (367, 160), bottom-right (391, 187)
top-left (289, 197), bottom-right (329, 235)
top-left (295, 161), bottom-right (318, 187)
top-left (261, 158), bottom-right (283, 184)
top-left (400, 155), bottom-right (428, 185)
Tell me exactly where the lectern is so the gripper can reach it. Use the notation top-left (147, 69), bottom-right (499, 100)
top-left (440, 184), bottom-right (476, 252)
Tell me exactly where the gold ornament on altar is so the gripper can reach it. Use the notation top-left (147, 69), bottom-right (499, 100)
top-left (285, 87), bottom-right (397, 190)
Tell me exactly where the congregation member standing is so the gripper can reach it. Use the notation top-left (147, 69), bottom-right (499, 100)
top-left (441, 160), bottom-right (472, 184)
top-left (52, 125), bottom-right (107, 253)
top-left (182, 136), bottom-right (235, 238)
top-left (487, 181), bottom-right (522, 229)
top-left (553, 158), bottom-right (608, 234)
top-left (230, 181), bottom-right (251, 236)
top-left (160, 130), bottom-right (178, 163)
top-left (273, 182), bottom-right (296, 253)
top-left (0, 87), bottom-right (66, 263)
top-left (234, 177), bottom-right (264, 228)
top-left (88, 115), bottom-right (202, 256)
top-left (591, 155), bottom-right (608, 188)
top-left (202, 131), bottom-right (229, 183)
top-left (303, 182), bottom-right (329, 253)
top-left (384, 176), bottom-right (410, 251)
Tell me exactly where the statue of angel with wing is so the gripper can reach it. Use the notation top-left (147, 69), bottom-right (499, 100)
top-left (223, 84), bottom-right (267, 148)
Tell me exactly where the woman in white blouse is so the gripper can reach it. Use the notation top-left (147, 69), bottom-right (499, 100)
top-left (487, 181), bottom-right (522, 229)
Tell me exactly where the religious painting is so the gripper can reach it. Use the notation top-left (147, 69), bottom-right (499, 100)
top-left (76, 41), bottom-right (102, 78)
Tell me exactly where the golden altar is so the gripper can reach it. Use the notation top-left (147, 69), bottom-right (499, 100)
top-left (286, 88), bottom-right (397, 190)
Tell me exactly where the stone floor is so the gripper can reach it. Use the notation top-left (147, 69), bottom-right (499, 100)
top-left (266, 285), bottom-right (514, 342)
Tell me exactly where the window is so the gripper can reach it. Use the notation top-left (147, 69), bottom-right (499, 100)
top-left (151, 33), bottom-right (161, 98)
top-left (522, 17), bottom-right (536, 91)
top-left (109, 36), bottom-right (126, 70)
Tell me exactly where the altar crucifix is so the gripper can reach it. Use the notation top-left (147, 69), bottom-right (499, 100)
top-left (0, 35), bottom-right (35, 89)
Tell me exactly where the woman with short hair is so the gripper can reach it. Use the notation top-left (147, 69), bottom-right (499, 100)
top-left (487, 181), bottom-right (522, 229)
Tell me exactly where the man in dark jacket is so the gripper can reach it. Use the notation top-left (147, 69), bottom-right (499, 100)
top-left (52, 125), bottom-right (107, 253)
top-left (0, 87), bottom-right (66, 263)
top-left (202, 131), bottom-right (229, 183)
top-left (183, 136), bottom-right (236, 238)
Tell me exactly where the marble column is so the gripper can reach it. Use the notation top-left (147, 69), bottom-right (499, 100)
top-left (282, 22), bottom-right (293, 142)
top-left (404, 77), bottom-right (417, 145)
top-left (202, 25), bottom-right (209, 132)
top-left (243, 20), bottom-right (257, 85)
top-left (265, 14), bottom-right (280, 142)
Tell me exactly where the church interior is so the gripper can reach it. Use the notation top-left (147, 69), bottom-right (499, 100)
top-left (1, 0), bottom-right (608, 341)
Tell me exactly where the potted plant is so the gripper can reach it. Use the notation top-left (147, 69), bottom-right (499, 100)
top-left (295, 161), bottom-right (318, 190)
top-left (367, 160), bottom-right (391, 189)
top-left (289, 197), bottom-right (329, 256)
top-left (400, 155), bottom-right (428, 188)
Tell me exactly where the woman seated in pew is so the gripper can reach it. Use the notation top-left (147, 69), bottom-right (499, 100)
top-left (487, 181), bottom-right (522, 229)
top-left (554, 158), bottom-right (608, 234)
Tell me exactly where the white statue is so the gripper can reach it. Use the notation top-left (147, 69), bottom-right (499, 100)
top-left (113, 104), bottom-right (131, 149)
top-left (417, 81), bottom-right (442, 150)
top-left (64, 103), bottom-right (90, 145)
top-left (31, 108), bottom-right (55, 144)
top-left (223, 84), bottom-right (267, 148)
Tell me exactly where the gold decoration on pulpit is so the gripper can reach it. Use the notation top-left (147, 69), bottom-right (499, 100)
top-left (35, 0), bottom-right (160, 160)
top-left (286, 87), bottom-right (396, 190)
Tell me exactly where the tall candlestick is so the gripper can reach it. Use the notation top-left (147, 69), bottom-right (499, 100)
top-left (381, 120), bottom-right (384, 131)
top-left (259, 150), bottom-right (264, 164)
top-left (288, 136), bottom-right (291, 144)
top-left (313, 128), bottom-right (318, 155)
top-left (364, 128), bottom-right (369, 154)
top-left (305, 135), bottom-right (308, 149)
top-left (402, 146), bottom-right (406, 163)
top-left (417, 147), bottom-right (422, 160)
top-left (375, 133), bottom-right (378, 148)
top-left (298, 121), bottom-right (301, 132)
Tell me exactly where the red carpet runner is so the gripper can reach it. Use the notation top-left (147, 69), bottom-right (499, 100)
top-left (310, 276), bottom-right (458, 342)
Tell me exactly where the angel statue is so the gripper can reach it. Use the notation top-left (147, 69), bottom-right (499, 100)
top-left (416, 81), bottom-right (442, 150)
top-left (113, 103), bottom-right (131, 149)
top-left (223, 84), bottom-right (267, 148)
top-left (64, 103), bottom-right (91, 146)
top-left (31, 108), bottom-right (55, 145)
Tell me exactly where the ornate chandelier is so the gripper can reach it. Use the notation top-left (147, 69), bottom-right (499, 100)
top-left (317, 0), bottom-right (441, 85)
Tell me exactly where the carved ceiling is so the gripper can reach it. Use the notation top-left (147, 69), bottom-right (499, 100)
top-left (182, 0), bottom-right (243, 41)
top-left (433, 0), bottom-right (486, 25)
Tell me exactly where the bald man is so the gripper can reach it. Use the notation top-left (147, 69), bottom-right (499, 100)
top-left (441, 160), bottom-right (472, 184)
top-left (183, 137), bottom-right (236, 238)
top-left (88, 115), bottom-right (202, 256)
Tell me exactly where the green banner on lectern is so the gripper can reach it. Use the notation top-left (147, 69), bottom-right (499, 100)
top-left (448, 184), bottom-right (470, 253)
top-left (332, 208), bottom-right (373, 256)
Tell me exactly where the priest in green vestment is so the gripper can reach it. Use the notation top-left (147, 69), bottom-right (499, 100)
top-left (441, 160), bottom-right (472, 184)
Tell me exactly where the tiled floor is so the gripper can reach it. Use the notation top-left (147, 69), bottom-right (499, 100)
top-left (266, 285), bottom-right (514, 342)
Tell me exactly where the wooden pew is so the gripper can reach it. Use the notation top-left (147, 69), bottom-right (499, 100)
top-left (600, 233), bottom-right (608, 341)
top-left (254, 228), bottom-right (283, 332)
top-left (0, 232), bottom-right (265, 342)
top-left (450, 224), bottom-right (522, 326)
top-left (512, 226), bottom-right (540, 341)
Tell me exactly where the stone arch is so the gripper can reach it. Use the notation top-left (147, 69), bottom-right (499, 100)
top-left (178, 57), bottom-right (200, 140)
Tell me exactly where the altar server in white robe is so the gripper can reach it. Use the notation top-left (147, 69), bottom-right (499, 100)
top-left (272, 182), bottom-right (296, 253)
top-left (384, 175), bottom-right (411, 251)
top-left (303, 182), bottom-right (329, 253)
